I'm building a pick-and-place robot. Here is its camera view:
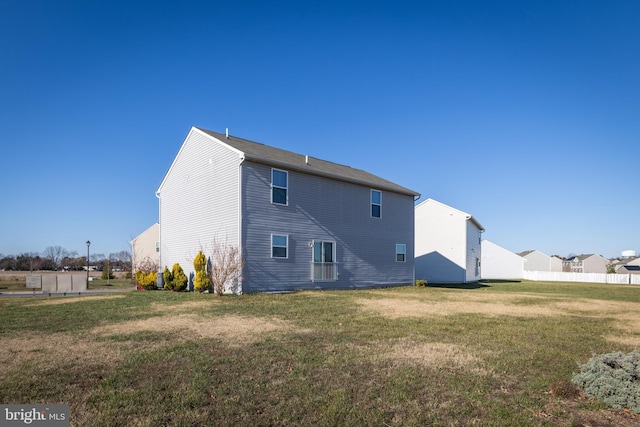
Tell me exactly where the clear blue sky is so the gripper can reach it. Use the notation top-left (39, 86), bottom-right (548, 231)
top-left (1, 0), bottom-right (638, 260)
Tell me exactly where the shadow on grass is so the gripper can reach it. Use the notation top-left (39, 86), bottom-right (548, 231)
top-left (480, 279), bottom-right (521, 284)
top-left (427, 282), bottom-right (493, 290)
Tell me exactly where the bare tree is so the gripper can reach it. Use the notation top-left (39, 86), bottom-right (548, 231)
top-left (16, 253), bottom-right (43, 271)
top-left (90, 253), bottom-right (105, 264)
top-left (207, 237), bottom-right (244, 295)
top-left (111, 250), bottom-right (132, 271)
top-left (132, 245), bottom-right (158, 274)
top-left (42, 246), bottom-right (68, 270)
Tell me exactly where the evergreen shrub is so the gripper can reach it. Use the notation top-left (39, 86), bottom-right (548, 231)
top-left (193, 250), bottom-right (210, 293)
top-left (163, 266), bottom-right (173, 290)
top-left (171, 263), bottom-right (188, 292)
top-left (135, 270), bottom-right (157, 290)
top-left (101, 267), bottom-right (114, 280)
top-left (571, 351), bottom-right (640, 413)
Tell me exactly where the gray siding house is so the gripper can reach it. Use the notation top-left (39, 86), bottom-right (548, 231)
top-left (518, 250), bottom-right (564, 272)
top-left (562, 254), bottom-right (608, 273)
top-left (157, 127), bottom-right (420, 293)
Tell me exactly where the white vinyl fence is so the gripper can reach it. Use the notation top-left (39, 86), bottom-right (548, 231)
top-left (524, 270), bottom-right (640, 285)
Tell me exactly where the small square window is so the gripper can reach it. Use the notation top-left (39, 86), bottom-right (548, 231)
top-left (272, 234), bottom-right (288, 258)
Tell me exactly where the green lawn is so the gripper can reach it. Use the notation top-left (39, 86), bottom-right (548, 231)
top-left (0, 280), bottom-right (638, 426)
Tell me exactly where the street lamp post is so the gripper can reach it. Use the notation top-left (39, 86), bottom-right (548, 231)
top-left (86, 240), bottom-right (91, 288)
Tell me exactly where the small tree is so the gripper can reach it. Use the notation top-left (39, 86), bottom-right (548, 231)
top-left (207, 238), bottom-right (243, 296)
top-left (101, 265), bottom-right (114, 280)
top-left (172, 263), bottom-right (188, 292)
top-left (194, 250), bottom-right (210, 293)
top-left (163, 266), bottom-right (174, 290)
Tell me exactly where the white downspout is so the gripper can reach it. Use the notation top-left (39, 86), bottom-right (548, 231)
top-left (237, 156), bottom-right (244, 294)
top-left (155, 191), bottom-right (161, 286)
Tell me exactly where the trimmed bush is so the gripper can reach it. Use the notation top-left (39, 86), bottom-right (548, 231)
top-left (572, 351), bottom-right (640, 413)
top-left (194, 270), bottom-right (210, 293)
top-left (194, 250), bottom-right (211, 293)
top-left (135, 270), bottom-right (157, 290)
top-left (415, 279), bottom-right (428, 287)
top-left (172, 263), bottom-right (188, 292)
top-left (163, 266), bottom-right (173, 290)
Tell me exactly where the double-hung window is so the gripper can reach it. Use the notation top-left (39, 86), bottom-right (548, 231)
top-left (396, 244), bottom-right (406, 262)
top-left (272, 169), bottom-right (288, 205)
top-left (371, 189), bottom-right (382, 218)
top-left (272, 234), bottom-right (288, 258)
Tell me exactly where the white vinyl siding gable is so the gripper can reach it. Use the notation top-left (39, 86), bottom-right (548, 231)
top-left (158, 129), bottom-right (241, 281)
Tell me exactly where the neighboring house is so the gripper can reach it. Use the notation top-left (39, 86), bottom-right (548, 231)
top-left (131, 223), bottom-right (160, 272)
top-left (481, 240), bottom-right (524, 280)
top-left (550, 256), bottom-right (563, 272)
top-left (415, 199), bottom-right (484, 283)
top-left (626, 257), bottom-right (640, 266)
top-left (617, 264), bottom-right (640, 275)
top-left (614, 257), bottom-right (640, 274)
top-left (562, 254), bottom-right (608, 274)
top-left (157, 127), bottom-right (420, 293)
top-left (518, 249), bottom-right (563, 272)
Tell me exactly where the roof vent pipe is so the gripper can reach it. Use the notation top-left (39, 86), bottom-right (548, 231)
top-left (305, 155), bottom-right (309, 165)
top-left (225, 128), bottom-right (229, 139)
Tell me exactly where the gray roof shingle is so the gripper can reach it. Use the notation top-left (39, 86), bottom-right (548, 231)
top-left (197, 127), bottom-right (420, 197)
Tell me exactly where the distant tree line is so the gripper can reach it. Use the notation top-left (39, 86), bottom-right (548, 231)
top-left (0, 246), bottom-right (131, 272)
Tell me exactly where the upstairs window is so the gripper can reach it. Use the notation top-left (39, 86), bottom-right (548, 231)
top-left (271, 169), bottom-right (288, 205)
top-left (371, 189), bottom-right (382, 218)
top-left (271, 234), bottom-right (288, 258)
top-left (396, 244), bottom-right (406, 262)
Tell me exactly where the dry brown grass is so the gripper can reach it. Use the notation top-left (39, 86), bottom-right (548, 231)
top-left (357, 293), bottom-right (637, 318)
top-left (148, 300), bottom-right (217, 312)
top-left (380, 339), bottom-right (490, 375)
top-left (357, 292), bottom-right (640, 348)
top-left (92, 313), bottom-right (299, 346)
top-left (355, 296), bottom-right (563, 318)
top-left (0, 331), bottom-right (129, 382)
top-left (24, 295), bottom-right (126, 306)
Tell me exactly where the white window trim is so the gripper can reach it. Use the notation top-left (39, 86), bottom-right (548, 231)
top-left (371, 189), bottom-right (382, 218)
top-left (396, 243), bottom-right (406, 263)
top-left (271, 234), bottom-right (289, 259)
top-left (271, 168), bottom-right (288, 206)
